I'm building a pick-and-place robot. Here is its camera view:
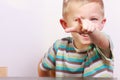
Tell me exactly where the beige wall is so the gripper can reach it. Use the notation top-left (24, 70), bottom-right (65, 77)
top-left (0, 0), bottom-right (119, 79)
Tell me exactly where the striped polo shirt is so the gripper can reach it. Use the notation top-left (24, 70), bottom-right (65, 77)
top-left (40, 37), bottom-right (113, 77)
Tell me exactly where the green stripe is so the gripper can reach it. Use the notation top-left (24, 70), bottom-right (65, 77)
top-left (48, 53), bottom-right (55, 62)
top-left (56, 66), bottom-right (84, 72)
top-left (56, 55), bottom-right (86, 63)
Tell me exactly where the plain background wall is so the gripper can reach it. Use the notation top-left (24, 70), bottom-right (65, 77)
top-left (0, 0), bottom-right (120, 78)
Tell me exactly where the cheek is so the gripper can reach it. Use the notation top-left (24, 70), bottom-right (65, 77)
top-left (95, 22), bottom-right (103, 30)
top-left (99, 23), bottom-right (104, 30)
top-left (72, 21), bottom-right (81, 28)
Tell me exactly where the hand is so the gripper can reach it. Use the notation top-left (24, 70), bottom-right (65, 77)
top-left (65, 18), bottom-right (96, 34)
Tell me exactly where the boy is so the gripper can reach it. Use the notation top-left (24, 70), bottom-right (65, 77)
top-left (38, 0), bottom-right (113, 77)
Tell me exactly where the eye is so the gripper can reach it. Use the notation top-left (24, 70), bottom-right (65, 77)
top-left (74, 18), bottom-right (79, 21)
top-left (90, 18), bottom-right (98, 21)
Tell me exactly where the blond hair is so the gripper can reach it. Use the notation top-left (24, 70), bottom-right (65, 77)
top-left (62, 0), bottom-right (104, 18)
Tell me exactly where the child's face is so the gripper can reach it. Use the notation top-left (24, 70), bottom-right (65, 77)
top-left (61, 2), bottom-right (106, 45)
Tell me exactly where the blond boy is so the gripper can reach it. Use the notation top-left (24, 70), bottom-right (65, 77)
top-left (38, 0), bottom-right (113, 77)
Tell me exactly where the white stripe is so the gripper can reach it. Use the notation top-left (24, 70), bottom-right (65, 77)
top-left (56, 61), bottom-right (84, 68)
top-left (40, 63), bottom-right (47, 71)
top-left (57, 50), bottom-right (87, 58)
top-left (93, 70), bottom-right (113, 77)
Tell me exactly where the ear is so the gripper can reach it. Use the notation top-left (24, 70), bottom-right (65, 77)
top-left (60, 19), bottom-right (68, 30)
top-left (99, 18), bottom-right (106, 30)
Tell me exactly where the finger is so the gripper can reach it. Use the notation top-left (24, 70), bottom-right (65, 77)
top-left (65, 27), bottom-right (80, 33)
top-left (65, 18), bottom-right (82, 33)
top-left (81, 21), bottom-right (89, 33)
top-left (77, 18), bottom-right (83, 30)
top-left (88, 23), bottom-right (96, 33)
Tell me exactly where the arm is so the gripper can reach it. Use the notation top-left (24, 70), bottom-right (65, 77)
top-left (38, 59), bottom-right (50, 77)
top-left (38, 45), bottom-right (57, 77)
top-left (89, 30), bottom-right (111, 58)
top-left (38, 60), bottom-right (56, 77)
top-left (65, 19), bottom-right (111, 58)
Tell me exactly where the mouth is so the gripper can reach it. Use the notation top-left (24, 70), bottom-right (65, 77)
top-left (80, 34), bottom-right (90, 40)
top-left (80, 34), bottom-right (88, 37)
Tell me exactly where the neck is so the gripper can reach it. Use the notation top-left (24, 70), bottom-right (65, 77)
top-left (73, 38), bottom-right (90, 51)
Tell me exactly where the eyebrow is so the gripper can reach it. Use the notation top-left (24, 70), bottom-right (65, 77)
top-left (90, 14), bottom-right (101, 18)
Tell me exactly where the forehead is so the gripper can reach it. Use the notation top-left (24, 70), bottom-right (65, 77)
top-left (64, 2), bottom-right (104, 18)
top-left (70, 2), bottom-right (101, 12)
top-left (63, 0), bottom-right (104, 16)
top-left (68, 1), bottom-right (101, 10)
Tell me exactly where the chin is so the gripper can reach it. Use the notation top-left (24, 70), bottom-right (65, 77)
top-left (81, 40), bottom-right (92, 45)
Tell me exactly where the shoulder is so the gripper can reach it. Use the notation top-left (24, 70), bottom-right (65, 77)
top-left (54, 37), bottom-right (72, 45)
top-left (102, 32), bottom-right (114, 50)
top-left (53, 37), bottom-right (73, 51)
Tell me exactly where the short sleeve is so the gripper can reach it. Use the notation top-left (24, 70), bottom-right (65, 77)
top-left (40, 39), bottom-right (61, 71)
top-left (95, 33), bottom-right (114, 62)
top-left (40, 45), bottom-right (56, 71)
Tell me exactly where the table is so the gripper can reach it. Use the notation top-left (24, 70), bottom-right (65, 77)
top-left (0, 77), bottom-right (117, 80)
